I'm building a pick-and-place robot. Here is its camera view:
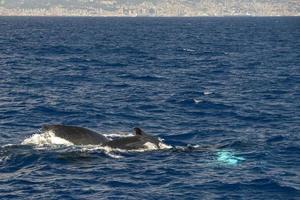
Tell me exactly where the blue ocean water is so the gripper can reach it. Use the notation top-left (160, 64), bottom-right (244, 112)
top-left (0, 17), bottom-right (300, 199)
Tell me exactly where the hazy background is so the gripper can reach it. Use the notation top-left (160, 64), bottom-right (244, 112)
top-left (0, 0), bottom-right (299, 16)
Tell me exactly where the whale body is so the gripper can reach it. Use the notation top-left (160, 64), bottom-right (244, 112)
top-left (104, 128), bottom-right (161, 150)
top-left (42, 125), bottom-right (109, 145)
top-left (41, 125), bottom-right (162, 150)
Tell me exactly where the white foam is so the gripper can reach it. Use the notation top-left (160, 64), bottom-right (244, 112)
top-left (158, 138), bottom-right (173, 149)
top-left (193, 99), bottom-right (203, 104)
top-left (183, 48), bottom-right (195, 52)
top-left (79, 145), bottom-right (124, 158)
top-left (21, 130), bottom-right (73, 146)
top-left (126, 141), bottom-right (172, 152)
top-left (2, 144), bottom-right (14, 147)
top-left (0, 156), bottom-right (8, 163)
top-left (106, 152), bottom-right (124, 159)
top-left (204, 91), bottom-right (213, 95)
top-left (80, 145), bottom-right (114, 153)
top-left (103, 131), bottom-right (133, 139)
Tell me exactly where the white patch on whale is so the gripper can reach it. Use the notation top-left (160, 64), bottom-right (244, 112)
top-left (143, 142), bottom-right (158, 150)
top-left (158, 142), bottom-right (172, 149)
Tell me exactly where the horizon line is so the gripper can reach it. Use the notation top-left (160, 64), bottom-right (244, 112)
top-left (0, 15), bottom-right (299, 17)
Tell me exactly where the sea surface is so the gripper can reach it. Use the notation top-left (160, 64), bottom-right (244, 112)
top-left (0, 17), bottom-right (299, 199)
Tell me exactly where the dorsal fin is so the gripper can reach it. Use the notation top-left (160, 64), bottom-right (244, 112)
top-left (133, 127), bottom-right (144, 136)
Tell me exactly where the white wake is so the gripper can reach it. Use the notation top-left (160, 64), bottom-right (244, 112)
top-left (22, 130), bottom-right (73, 146)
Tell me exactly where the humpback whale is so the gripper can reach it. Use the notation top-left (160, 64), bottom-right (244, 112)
top-left (41, 125), bottom-right (162, 150)
top-left (104, 128), bottom-right (161, 150)
top-left (42, 125), bottom-right (109, 145)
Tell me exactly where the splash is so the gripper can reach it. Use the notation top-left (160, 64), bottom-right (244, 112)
top-left (22, 130), bottom-right (73, 146)
top-left (158, 141), bottom-right (173, 149)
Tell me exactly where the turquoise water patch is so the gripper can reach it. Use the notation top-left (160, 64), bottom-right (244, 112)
top-left (216, 150), bottom-right (245, 166)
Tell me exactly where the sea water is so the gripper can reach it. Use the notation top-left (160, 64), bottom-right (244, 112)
top-left (0, 17), bottom-right (299, 199)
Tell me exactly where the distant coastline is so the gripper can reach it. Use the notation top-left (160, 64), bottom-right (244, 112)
top-left (0, 0), bottom-right (299, 17)
top-left (0, 15), bottom-right (299, 17)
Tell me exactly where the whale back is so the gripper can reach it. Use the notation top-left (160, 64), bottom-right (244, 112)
top-left (42, 125), bottom-right (109, 145)
top-left (40, 125), bottom-right (160, 149)
top-left (104, 128), bottom-right (160, 150)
